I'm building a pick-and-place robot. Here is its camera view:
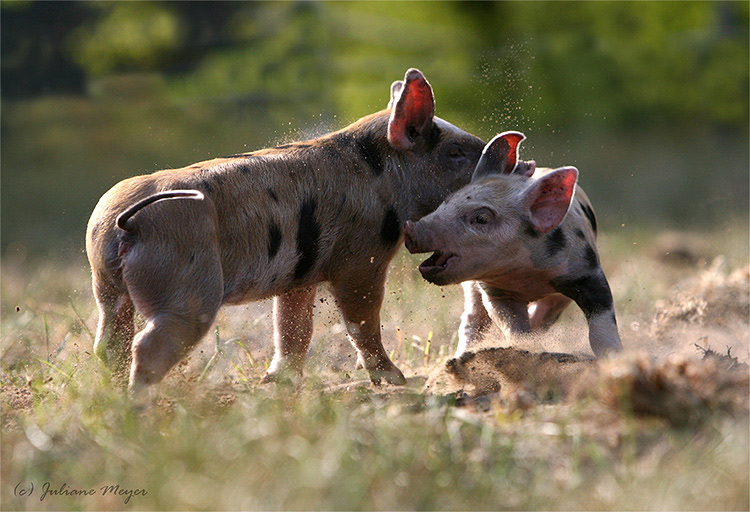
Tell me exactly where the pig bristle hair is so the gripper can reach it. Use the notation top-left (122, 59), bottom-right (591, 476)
top-left (116, 189), bottom-right (205, 231)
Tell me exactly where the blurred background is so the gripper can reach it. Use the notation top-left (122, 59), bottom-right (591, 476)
top-left (2, 0), bottom-right (748, 261)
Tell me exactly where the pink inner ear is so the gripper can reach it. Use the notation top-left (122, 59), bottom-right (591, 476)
top-left (499, 132), bottom-right (524, 174)
top-left (528, 167), bottom-right (578, 233)
top-left (387, 71), bottom-right (434, 151)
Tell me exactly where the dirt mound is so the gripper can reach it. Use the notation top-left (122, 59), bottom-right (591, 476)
top-left (427, 347), bottom-right (595, 404)
top-left (574, 351), bottom-right (749, 426)
top-left (428, 346), bottom-right (749, 426)
top-left (653, 257), bottom-right (749, 330)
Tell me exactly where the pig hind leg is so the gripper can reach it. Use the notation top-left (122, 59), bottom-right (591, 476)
top-left (123, 231), bottom-right (223, 400)
top-left (455, 281), bottom-right (493, 357)
top-left (551, 268), bottom-right (622, 357)
top-left (92, 277), bottom-right (135, 382)
top-left (262, 286), bottom-right (317, 383)
top-left (528, 294), bottom-right (572, 331)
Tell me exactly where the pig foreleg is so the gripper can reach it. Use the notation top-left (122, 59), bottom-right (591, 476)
top-left (479, 285), bottom-right (532, 339)
top-left (263, 286), bottom-right (317, 383)
top-left (332, 276), bottom-right (406, 386)
top-left (455, 281), bottom-right (493, 357)
top-left (551, 268), bottom-right (622, 357)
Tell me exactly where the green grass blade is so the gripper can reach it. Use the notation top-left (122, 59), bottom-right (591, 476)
top-left (33, 356), bottom-right (73, 380)
top-left (69, 299), bottom-right (95, 343)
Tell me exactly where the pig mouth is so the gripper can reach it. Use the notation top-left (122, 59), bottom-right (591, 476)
top-left (418, 251), bottom-right (457, 284)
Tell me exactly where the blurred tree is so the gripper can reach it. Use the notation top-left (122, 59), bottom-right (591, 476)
top-left (68, 2), bottom-right (182, 75)
top-left (1, 0), bottom-right (748, 255)
top-left (2, 1), bottom-right (747, 129)
top-left (1, 1), bottom-right (89, 97)
top-left (464, 1), bottom-right (749, 129)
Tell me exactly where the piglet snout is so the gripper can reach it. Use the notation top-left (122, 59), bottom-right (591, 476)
top-left (403, 220), bottom-right (419, 253)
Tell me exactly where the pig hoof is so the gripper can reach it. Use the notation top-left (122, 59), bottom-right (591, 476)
top-left (127, 380), bottom-right (158, 410)
top-left (260, 372), bottom-right (276, 384)
top-left (368, 366), bottom-right (407, 386)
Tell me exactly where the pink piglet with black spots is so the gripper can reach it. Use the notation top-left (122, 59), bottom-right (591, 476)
top-left (403, 132), bottom-right (622, 359)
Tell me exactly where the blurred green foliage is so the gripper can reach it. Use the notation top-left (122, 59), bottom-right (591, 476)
top-left (1, 1), bottom-right (748, 258)
top-left (69, 2), bottom-right (182, 75)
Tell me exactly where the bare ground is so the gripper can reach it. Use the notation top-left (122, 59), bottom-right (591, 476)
top-left (424, 255), bottom-right (749, 423)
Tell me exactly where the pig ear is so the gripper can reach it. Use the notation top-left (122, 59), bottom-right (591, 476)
top-left (387, 69), bottom-right (435, 151)
top-left (471, 131), bottom-right (525, 181)
top-left (387, 80), bottom-right (404, 109)
top-left (524, 166), bottom-right (579, 233)
top-left (514, 160), bottom-right (537, 178)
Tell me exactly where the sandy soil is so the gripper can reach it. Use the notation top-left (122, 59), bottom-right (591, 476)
top-left (422, 258), bottom-right (749, 425)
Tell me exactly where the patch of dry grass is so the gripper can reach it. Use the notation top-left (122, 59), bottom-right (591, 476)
top-left (1, 228), bottom-right (748, 510)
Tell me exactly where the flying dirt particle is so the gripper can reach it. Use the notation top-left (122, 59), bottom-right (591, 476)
top-left (653, 258), bottom-right (749, 330)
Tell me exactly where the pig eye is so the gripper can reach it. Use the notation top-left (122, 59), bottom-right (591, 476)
top-left (470, 209), bottom-right (493, 226)
top-left (447, 144), bottom-right (465, 160)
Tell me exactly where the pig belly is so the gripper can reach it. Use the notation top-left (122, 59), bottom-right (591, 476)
top-left (479, 268), bottom-right (561, 304)
top-left (220, 256), bottom-right (321, 305)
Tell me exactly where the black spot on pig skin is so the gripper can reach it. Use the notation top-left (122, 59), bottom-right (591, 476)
top-left (330, 132), bottom-right (385, 176)
top-left (424, 124), bottom-right (443, 152)
top-left (197, 178), bottom-right (213, 193)
top-left (579, 201), bottom-right (598, 234)
top-left (583, 244), bottom-right (599, 269)
top-left (380, 207), bottom-right (401, 246)
top-left (551, 271), bottom-right (614, 320)
top-left (268, 222), bottom-right (282, 259)
top-left (575, 228), bottom-right (586, 240)
top-left (522, 218), bottom-right (540, 238)
top-left (236, 162), bottom-right (257, 174)
top-left (293, 198), bottom-right (320, 280)
top-left (545, 227), bottom-right (567, 257)
top-left (355, 134), bottom-right (385, 176)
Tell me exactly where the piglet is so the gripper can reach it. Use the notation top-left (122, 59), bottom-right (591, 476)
top-left (86, 69), bottom-right (486, 399)
top-left (403, 132), bottom-right (622, 358)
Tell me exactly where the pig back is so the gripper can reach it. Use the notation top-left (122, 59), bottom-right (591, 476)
top-left (191, 147), bottom-right (402, 302)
